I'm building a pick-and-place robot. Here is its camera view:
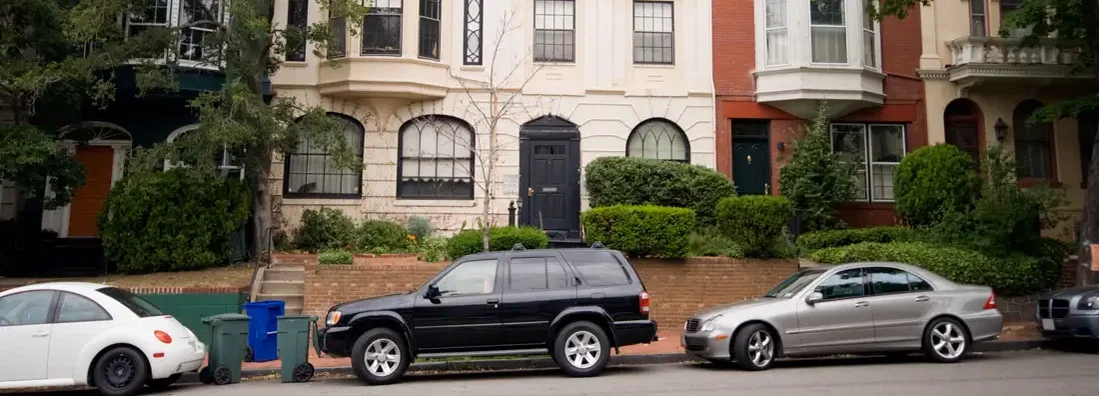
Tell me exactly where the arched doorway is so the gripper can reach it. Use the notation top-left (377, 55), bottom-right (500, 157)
top-left (519, 115), bottom-right (581, 241)
top-left (944, 99), bottom-right (984, 168)
top-left (43, 122), bottom-right (133, 238)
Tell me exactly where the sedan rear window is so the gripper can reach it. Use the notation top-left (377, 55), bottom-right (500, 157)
top-left (561, 251), bottom-right (631, 286)
top-left (97, 287), bottom-right (165, 317)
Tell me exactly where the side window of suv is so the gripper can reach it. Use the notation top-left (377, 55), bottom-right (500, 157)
top-left (561, 251), bottom-right (631, 287)
top-left (436, 259), bottom-right (498, 297)
top-left (509, 257), bottom-right (569, 291)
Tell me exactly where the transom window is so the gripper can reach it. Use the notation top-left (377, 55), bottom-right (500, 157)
top-left (287, 0), bottom-right (309, 61)
top-left (398, 116), bottom-right (475, 200)
top-left (283, 115), bottom-right (365, 198)
top-left (810, 0), bottom-right (847, 64)
top-left (179, 0), bottom-right (223, 62)
top-left (534, 0), bottom-right (576, 62)
top-left (765, 0), bottom-right (789, 66)
top-left (831, 123), bottom-right (907, 202)
top-left (627, 119), bottom-right (689, 162)
top-left (1013, 100), bottom-right (1054, 180)
top-left (362, 0), bottom-right (402, 56)
top-left (633, 1), bottom-right (674, 65)
top-left (464, 0), bottom-right (484, 65)
top-left (419, 0), bottom-right (441, 59)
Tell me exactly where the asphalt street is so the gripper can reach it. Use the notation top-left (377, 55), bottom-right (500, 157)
top-left (24, 350), bottom-right (1099, 396)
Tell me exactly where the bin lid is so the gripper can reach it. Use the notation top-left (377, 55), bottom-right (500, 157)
top-left (277, 315), bottom-right (319, 321)
top-left (243, 301), bottom-right (286, 308)
top-left (201, 313), bottom-right (251, 324)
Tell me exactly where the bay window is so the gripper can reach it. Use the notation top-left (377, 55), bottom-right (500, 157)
top-left (831, 124), bottom-right (907, 202)
top-left (362, 0), bottom-right (402, 56)
top-left (179, 0), bottom-right (223, 62)
top-left (419, 0), bottom-right (441, 60)
top-left (862, 9), bottom-right (876, 68)
top-left (765, 0), bottom-right (789, 65)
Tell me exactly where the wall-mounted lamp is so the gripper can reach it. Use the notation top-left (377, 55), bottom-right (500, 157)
top-left (994, 118), bottom-right (1009, 142)
top-left (777, 142), bottom-right (785, 151)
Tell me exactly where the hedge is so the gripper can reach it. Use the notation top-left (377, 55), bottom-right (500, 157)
top-left (796, 226), bottom-right (917, 251)
top-left (584, 156), bottom-right (735, 226)
top-left (894, 144), bottom-right (980, 226)
top-left (808, 242), bottom-right (1061, 296)
top-left (716, 195), bottom-right (793, 258)
top-left (581, 205), bottom-right (695, 258)
top-left (356, 220), bottom-right (410, 252)
top-left (446, 226), bottom-right (550, 259)
top-left (294, 208), bottom-right (356, 251)
top-left (318, 250), bottom-right (354, 265)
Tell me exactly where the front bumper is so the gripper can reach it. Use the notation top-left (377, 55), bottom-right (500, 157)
top-left (149, 338), bottom-right (206, 379)
top-left (1038, 314), bottom-right (1099, 339)
top-left (681, 330), bottom-right (732, 360)
top-left (319, 325), bottom-right (352, 357)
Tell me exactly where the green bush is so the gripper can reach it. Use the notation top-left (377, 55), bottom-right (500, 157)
top-left (581, 205), bottom-right (695, 258)
top-left (778, 102), bottom-right (861, 232)
top-left (356, 220), bottom-right (409, 253)
top-left (293, 208), bottom-right (356, 251)
top-left (796, 226), bottom-right (917, 252)
top-left (100, 168), bottom-right (251, 274)
top-left (809, 242), bottom-right (1061, 296)
top-left (688, 227), bottom-right (745, 258)
top-left (415, 235), bottom-right (448, 262)
top-left (407, 216), bottom-right (434, 240)
top-left (445, 226), bottom-right (550, 259)
top-left (584, 156), bottom-right (735, 226)
top-left (716, 196), bottom-right (794, 258)
top-left (318, 249), bottom-right (354, 265)
top-left (894, 144), bottom-right (980, 226)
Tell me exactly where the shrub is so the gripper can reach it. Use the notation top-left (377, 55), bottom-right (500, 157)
top-left (445, 226), bottom-right (550, 259)
top-left (716, 195), bottom-right (794, 258)
top-left (688, 227), bottom-right (745, 258)
top-left (100, 168), bottom-right (251, 274)
top-left (415, 235), bottom-right (448, 262)
top-left (778, 102), bottom-right (861, 232)
top-left (585, 156), bottom-right (735, 226)
top-left (809, 242), bottom-right (1061, 296)
top-left (356, 220), bottom-right (410, 252)
top-left (318, 249), bottom-right (354, 265)
top-left (293, 208), bottom-right (356, 251)
top-left (894, 144), bottom-right (980, 226)
top-left (407, 216), bottom-right (434, 240)
top-left (581, 205), bottom-right (695, 258)
top-left (796, 226), bottom-right (917, 252)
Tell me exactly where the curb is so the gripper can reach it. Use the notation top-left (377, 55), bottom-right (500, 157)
top-left (177, 339), bottom-right (1050, 384)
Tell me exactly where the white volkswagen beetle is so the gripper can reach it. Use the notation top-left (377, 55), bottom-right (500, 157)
top-left (0, 282), bottom-right (206, 395)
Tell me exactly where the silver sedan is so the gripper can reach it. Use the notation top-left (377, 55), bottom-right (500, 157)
top-left (681, 262), bottom-right (1003, 370)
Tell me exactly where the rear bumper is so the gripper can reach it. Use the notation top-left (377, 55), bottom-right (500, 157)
top-left (1038, 314), bottom-right (1099, 339)
top-left (613, 320), bottom-right (658, 347)
top-left (149, 339), bottom-right (206, 379)
top-left (319, 326), bottom-right (353, 358)
top-left (963, 309), bottom-right (1004, 342)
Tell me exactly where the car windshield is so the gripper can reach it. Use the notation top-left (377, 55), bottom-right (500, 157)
top-left (764, 269), bottom-right (826, 298)
top-left (97, 287), bottom-right (165, 317)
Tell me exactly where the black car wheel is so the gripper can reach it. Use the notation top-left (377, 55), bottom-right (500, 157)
top-left (351, 328), bottom-right (410, 385)
top-left (553, 321), bottom-right (610, 377)
top-left (732, 323), bottom-right (776, 371)
top-left (93, 346), bottom-right (149, 396)
top-left (147, 373), bottom-right (181, 391)
top-left (922, 317), bottom-right (970, 363)
top-left (198, 367), bottom-right (214, 384)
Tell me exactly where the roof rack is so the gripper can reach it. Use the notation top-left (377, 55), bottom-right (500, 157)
top-left (511, 243), bottom-right (527, 251)
top-left (590, 242), bottom-right (605, 249)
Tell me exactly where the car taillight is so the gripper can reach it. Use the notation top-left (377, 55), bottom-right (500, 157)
top-left (639, 291), bottom-right (651, 314)
top-left (154, 330), bottom-right (172, 344)
top-left (983, 291), bottom-right (998, 310)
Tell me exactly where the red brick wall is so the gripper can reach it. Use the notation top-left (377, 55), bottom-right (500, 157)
top-left (303, 256), bottom-right (799, 329)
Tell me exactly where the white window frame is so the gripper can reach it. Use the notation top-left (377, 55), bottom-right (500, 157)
top-left (121, 0), bottom-right (226, 71)
top-left (632, 0), bottom-right (676, 65)
top-left (809, 0), bottom-right (849, 65)
top-left (862, 9), bottom-right (878, 69)
top-left (125, 0), bottom-right (171, 38)
top-left (164, 124), bottom-right (244, 180)
top-left (178, 0), bottom-right (224, 64)
top-left (764, 0), bottom-right (789, 66)
top-left (829, 123), bottom-right (907, 203)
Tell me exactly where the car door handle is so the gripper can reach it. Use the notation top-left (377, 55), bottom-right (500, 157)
top-left (486, 298), bottom-right (500, 307)
top-left (854, 301), bottom-right (869, 308)
top-left (915, 295), bottom-right (930, 302)
top-left (32, 332), bottom-right (49, 338)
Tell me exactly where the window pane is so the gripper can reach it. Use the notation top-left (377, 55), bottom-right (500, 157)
top-left (633, 1), bottom-right (674, 64)
top-left (831, 124), bottom-right (867, 158)
top-left (863, 28), bottom-right (876, 67)
top-left (766, 29), bottom-right (789, 65)
top-left (362, 5), bottom-right (402, 56)
top-left (561, 251), bottom-right (631, 286)
top-left (870, 125), bottom-right (904, 162)
top-left (437, 259), bottom-right (498, 296)
top-left (547, 257), bottom-right (569, 289)
top-left (628, 119), bottom-right (688, 161)
top-left (509, 257), bottom-right (551, 291)
top-left (811, 26), bottom-right (847, 63)
top-left (909, 274), bottom-right (934, 291)
top-left (815, 268), bottom-right (865, 300)
top-left (464, 0), bottom-right (483, 64)
top-left (868, 267), bottom-right (911, 295)
top-left (97, 287), bottom-right (165, 317)
top-left (58, 292), bottom-right (112, 323)
top-left (399, 117), bottom-right (475, 199)
top-left (0, 291), bottom-right (55, 326)
top-left (287, 0), bottom-right (309, 61)
top-left (854, 169), bottom-right (869, 201)
top-left (810, 0), bottom-right (845, 25)
top-left (534, 0), bottom-right (576, 62)
top-left (871, 164), bottom-right (896, 201)
top-left (418, 0), bottom-right (441, 59)
top-left (766, 0), bottom-right (787, 28)
top-left (285, 116), bottom-right (364, 196)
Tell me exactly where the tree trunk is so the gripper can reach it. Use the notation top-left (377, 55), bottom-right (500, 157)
top-left (1077, 0), bottom-right (1099, 286)
top-left (252, 148), bottom-right (274, 262)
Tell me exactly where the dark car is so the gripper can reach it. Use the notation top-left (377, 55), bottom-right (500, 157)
top-left (1036, 286), bottom-right (1099, 341)
top-left (318, 246), bottom-right (659, 385)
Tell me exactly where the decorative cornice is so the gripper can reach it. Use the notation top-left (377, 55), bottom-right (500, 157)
top-left (916, 69), bottom-right (950, 80)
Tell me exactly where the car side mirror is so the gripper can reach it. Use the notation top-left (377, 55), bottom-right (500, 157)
top-left (806, 292), bottom-right (824, 305)
top-left (424, 285), bottom-right (440, 299)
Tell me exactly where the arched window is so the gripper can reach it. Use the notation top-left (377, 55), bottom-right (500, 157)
top-left (626, 118), bottom-right (689, 161)
top-left (1013, 100), bottom-right (1054, 180)
top-left (164, 124), bottom-right (244, 180)
top-left (398, 116), bottom-right (475, 199)
top-left (283, 114), bottom-right (365, 198)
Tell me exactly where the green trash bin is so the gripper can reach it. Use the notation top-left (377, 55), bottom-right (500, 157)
top-left (277, 315), bottom-right (319, 383)
top-left (200, 313), bottom-right (250, 386)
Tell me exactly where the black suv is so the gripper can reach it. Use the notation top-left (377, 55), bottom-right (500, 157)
top-left (319, 247), bottom-right (658, 385)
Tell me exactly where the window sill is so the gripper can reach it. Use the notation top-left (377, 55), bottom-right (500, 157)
top-left (534, 61), bottom-right (577, 67)
top-left (282, 61), bottom-right (309, 68)
top-left (1018, 178), bottom-right (1061, 188)
top-left (633, 63), bottom-right (676, 69)
top-left (460, 65), bottom-right (486, 72)
top-left (393, 200), bottom-right (477, 207)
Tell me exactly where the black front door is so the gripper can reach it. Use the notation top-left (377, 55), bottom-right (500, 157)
top-left (731, 121), bottom-right (771, 195)
top-left (520, 118), bottom-right (581, 240)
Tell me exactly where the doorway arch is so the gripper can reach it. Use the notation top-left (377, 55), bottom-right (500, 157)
top-left (944, 99), bottom-right (984, 168)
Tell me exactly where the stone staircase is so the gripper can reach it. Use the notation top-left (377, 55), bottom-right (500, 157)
top-left (251, 257), bottom-right (308, 315)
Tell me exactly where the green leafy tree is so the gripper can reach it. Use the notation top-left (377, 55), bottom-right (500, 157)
top-left (778, 101), bottom-right (860, 231)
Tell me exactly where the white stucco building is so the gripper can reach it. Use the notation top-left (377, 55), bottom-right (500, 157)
top-left (270, 0), bottom-right (715, 241)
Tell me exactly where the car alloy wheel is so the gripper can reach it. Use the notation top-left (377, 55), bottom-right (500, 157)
top-left (364, 338), bottom-right (402, 377)
top-left (930, 322), bottom-right (966, 359)
top-left (733, 323), bottom-right (776, 371)
top-left (564, 330), bottom-right (602, 369)
top-left (747, 330), bottom-right (774, 368)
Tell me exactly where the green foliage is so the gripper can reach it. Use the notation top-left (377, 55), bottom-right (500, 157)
top-left (581, 205), bottom-right (696, 258)
top-left (688, 227), bottom-right (745, 258)
top-left (445, 226), bottom-right (550, 259)
top-left (99, 168), bottom-right (251, 274)
top-left (716, 196), bottom-right (794, 258)
top-left (809, 242), bottom-right (1062, 296)
top-left (0, 125), bottom-right (86, 210)
top-left (356, 220), bottom-right (409, 252)
top-left (797, 226), bottom-right (918, 252)
top-left (414, 236), bottom-right (448, 263)
top-left (293, 208), bottom-right (356, 251)
top-left (893, 144), bottom-right (980, 226)
top-left (584, 156), bottom-right (735, 226)
top-left (318, 250), bottom-right (354, 265)
top-left (778, 102), bottom-right (860, 231)
top-left (407, 216), bottom-right (434, 240)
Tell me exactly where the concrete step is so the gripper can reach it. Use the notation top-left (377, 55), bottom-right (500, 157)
top-left (254, 293), bottom-right (303, 303)
top-left (264, 267), bottom-right (304, 282)
top-left (260, 280), bottom-right (304, 295)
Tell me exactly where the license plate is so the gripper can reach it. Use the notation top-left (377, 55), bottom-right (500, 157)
top-left (1041, 318), bottom-right (1055, 331)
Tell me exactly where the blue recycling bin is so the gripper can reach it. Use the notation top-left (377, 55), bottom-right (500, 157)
top-left (243, 301), bottom-right (286, 362)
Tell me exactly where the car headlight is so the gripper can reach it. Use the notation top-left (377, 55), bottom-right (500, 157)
top-left (1078, 296), bottom-right (1099, 310)
top-left (700, 315), bottom-right (723, 332)
top-left (325, 311), bottom-right (342, 327)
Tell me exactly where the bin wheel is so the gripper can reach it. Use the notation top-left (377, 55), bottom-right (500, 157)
top-left (198, 367), bottom-right (214, 385)
top-left (212, 366), bottom-right (233, 385)
top-left (293, 363), bottom-right (315, 382)
top-left (244, 346), bottom-right (254, 362)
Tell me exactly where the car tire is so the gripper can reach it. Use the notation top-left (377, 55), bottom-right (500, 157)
top-left (350, 328), bottom-right (410, 385)
top-left (147, 373), bottom-right (181, 391)
top-left (93, 346), bottom-right (149, 396)
top-left (552, 321), bottom-right (611, 377)
top-left (732, 323), bottom-right (777, 371)
top-left (922, 317), bottom-right (970, 363)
